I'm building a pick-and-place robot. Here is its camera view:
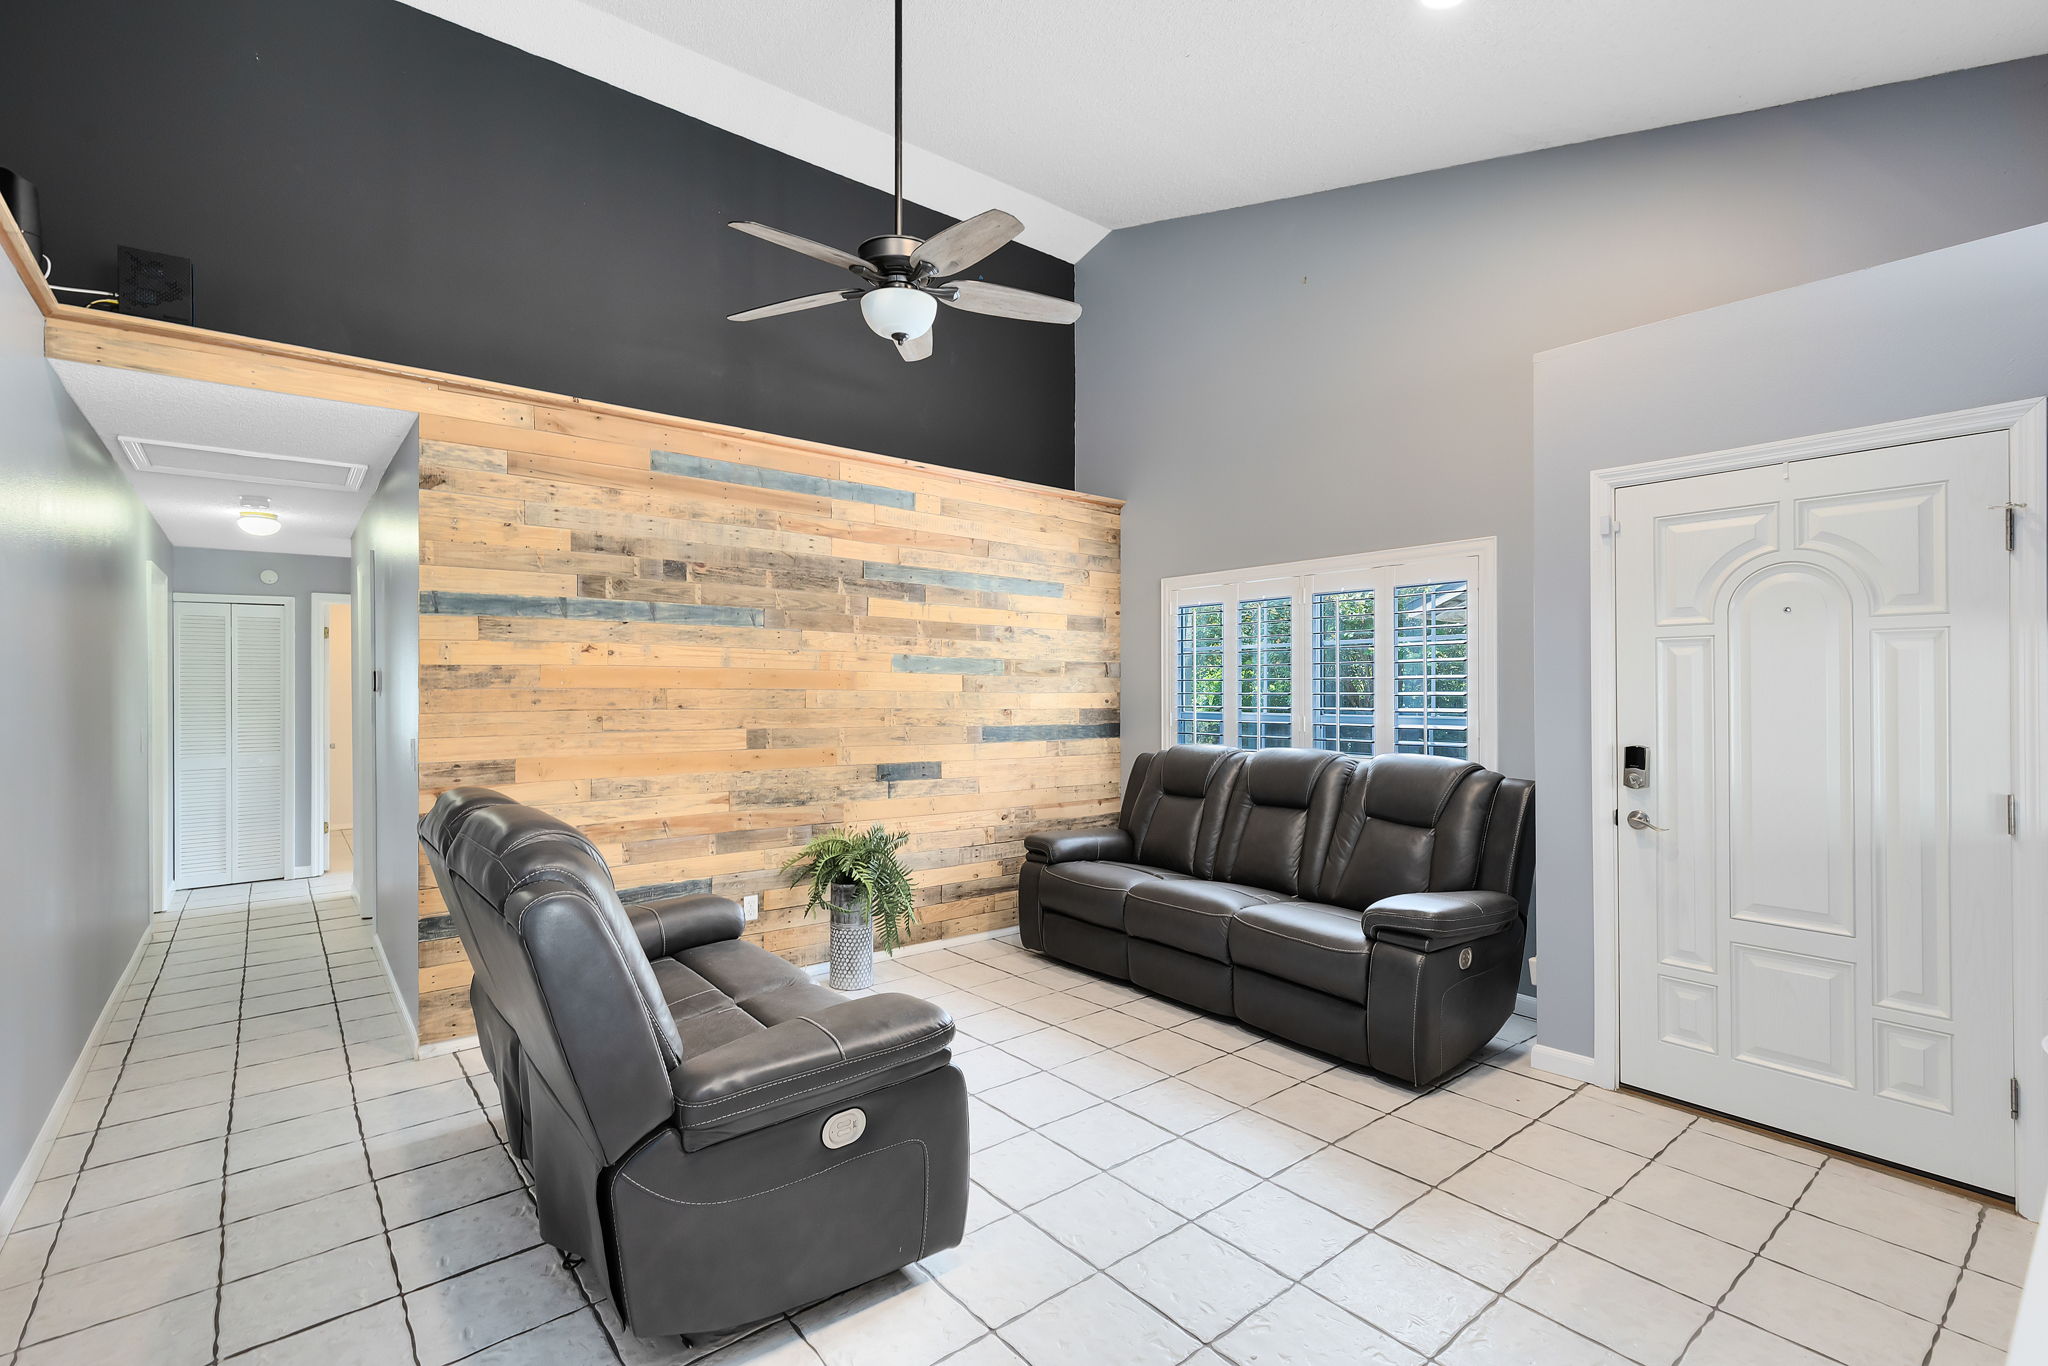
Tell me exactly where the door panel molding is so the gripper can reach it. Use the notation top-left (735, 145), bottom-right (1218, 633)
top-left (1584, 397), bottom-right (2048, 1216)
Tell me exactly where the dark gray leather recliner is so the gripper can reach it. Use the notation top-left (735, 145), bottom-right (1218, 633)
top-left (418, 787), bottom-right (969, 1341)
top-left (1019, 746), bottom-right (1534, 1088)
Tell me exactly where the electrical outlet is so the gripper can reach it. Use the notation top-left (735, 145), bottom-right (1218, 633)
top-left (739, 894), bottom-right (760, 922)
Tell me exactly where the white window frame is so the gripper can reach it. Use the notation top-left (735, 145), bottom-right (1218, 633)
top-left (1159, 536), bottom-right (1498, 768)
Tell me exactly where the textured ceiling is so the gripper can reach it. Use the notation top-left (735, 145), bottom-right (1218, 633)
top-left (53, 363), bottom-right (416, 557)
top-left (558, 0), bottom-right (2048, 229)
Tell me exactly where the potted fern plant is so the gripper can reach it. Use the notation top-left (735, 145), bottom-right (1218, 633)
top-left (782, 826), bottom-right (918, 990)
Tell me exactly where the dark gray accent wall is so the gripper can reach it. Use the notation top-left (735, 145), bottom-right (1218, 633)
top-left (352, 434), bottom-right (422, 1027)
top-left (0, 0), bottom-right (1075, 487)
top-left (169, 547), bottom-right (351, 874)
top-left (0, 265), bottom-right (168, 1217)
top-left (1076, 56), bottom-right (2048, 993)
top-left (1532, 222), bottom-right (2048, 1058)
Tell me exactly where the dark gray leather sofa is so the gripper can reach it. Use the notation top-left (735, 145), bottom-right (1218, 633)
top-left (1019, 746), bottom-right (1533, 1088)
top-left (418, 787), bottom-right (968, 1341)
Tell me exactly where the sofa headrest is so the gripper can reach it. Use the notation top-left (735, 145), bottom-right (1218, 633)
top-left (1361, 755), bottom-right (1482, 827)
top-left (1242, 748), bottom-right (1346, 809)
top-left (432, 793), bottom-right (620, 920)
top-left (419, 786), bottom-right (520, 858)
top-left (1154, 744), bottom-right (1237, 798)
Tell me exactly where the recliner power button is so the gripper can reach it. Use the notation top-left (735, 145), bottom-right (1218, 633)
top-left (1458, 947), bottom-right (1473, 970)
top-left (822, 1108), bottom-right (867, 1149)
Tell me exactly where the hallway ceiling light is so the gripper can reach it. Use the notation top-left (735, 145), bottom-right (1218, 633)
top-left (1419, 0), bottom-right (1466, 8)
top-left (236, 496), bottom-right (282, 536)
top-left (724, 0), bottom-right (1081, 362)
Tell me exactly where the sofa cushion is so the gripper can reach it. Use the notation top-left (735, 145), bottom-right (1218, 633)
top-left (1315, 755), bottom-right (1484, 909)
top-left (1212, 749), bottom-right (1352, 895)
top-left (651, 938), bottom-right (847, 1060)
top-left (1128, 745), bottom-right (1243, 876)
top-left (1037, 860), bottom-right (1190, 931)
top-left (1126, 879), bottom-right (1289, 963)
top-left (1228, 901), bottom-right (1371, 1004)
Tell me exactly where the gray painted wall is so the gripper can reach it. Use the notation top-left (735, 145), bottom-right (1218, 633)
top-left (169, 547), bottom-right (350, 875)
top-left (352, 434), bottom-right (422, 1027)
top-left (1531, 222), bottom-right (2048, 1056)
top-left (1075, 55), bottom-right (2048, 990)
top-left (0, 264), bottom-right (169, 1215)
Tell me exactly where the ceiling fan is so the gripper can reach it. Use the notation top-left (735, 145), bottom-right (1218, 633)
top-left (724, 0), bottom-right (1081, 362)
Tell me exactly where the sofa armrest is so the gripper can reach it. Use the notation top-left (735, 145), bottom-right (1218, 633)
top-left (1360, 890), bottom-right (1520, 952)
top-left (1024, 827), bottom-right (1132, 865)
top-left (627, 894), bottom-right (746, 960)
top-left (671, 994), bottom-right (954, 1148)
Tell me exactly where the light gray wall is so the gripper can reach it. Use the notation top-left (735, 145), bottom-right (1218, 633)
top-left (1076, 55), bottom-right (2048, 991)
top-left (0, 266), bottom-right (169, 1214)
top-left (1531, 222), bottom-right (2048, 1056)
top-left (169, 547), bottom-right (350, 874)
top-left (352, 432), bottom-right (421, 1027)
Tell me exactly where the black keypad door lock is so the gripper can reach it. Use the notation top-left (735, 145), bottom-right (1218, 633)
top-left (1623, 744), bottom-right (1649, 790)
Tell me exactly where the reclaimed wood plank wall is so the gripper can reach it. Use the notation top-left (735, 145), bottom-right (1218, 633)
top-left (415, 422), bottom-right (1123, 1042)
top-left (41, 311), bottom-right (1123, 1047)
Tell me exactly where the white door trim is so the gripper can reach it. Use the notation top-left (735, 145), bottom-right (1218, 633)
top-left (171, 592), bottom-right (296, 889)
top-left (308, 591), bottom-right (352, 879)
top-left (1584, 397), bottom-right (2048, 1214)
top-left (146, 562), bottom-right (172, 914)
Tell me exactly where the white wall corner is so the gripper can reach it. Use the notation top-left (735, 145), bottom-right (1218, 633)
top-left (395, 0), bottom-right (1109, 263)
top-left (1529, 1043), bottom-right (1606, 1088)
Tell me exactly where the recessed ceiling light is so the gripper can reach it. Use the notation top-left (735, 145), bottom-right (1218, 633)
top-left (237, 495), bottom-right (282, 537)
top-left (1419, 0), bottom-right (1465, 9)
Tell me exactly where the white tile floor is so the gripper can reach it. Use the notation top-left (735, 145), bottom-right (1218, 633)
top-left (0, 901), bottom-right (2030, 1365)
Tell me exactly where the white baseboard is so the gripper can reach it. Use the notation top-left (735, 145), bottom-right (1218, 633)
top-left (370, 927), bottom-right (420, 1062)
top-left (1, 916), bottom-right (155, 1242)
top-left (1530, 1044), bottom-right (1605, 1087)
top-left (1515, 993), bottom-right (1538, 1019)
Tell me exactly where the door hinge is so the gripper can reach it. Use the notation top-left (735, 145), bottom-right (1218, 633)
top-left (1599, 516), bottom-right (1622, 540)
top-left (2013, 1077), bottom-right (2021, 1121)
top-left (1995, 501), bottom-right (2026, 551)
top-left (2008, 795), bottom-right (2019, 837)
top-left (323, 625), bottom-right (330, 638)
top-left (322, 821), bottom-right (330, 834)
top-left (373, 669), bottom-right (382, 694)
top-left (1612, 808), bottom-right (1619, 826)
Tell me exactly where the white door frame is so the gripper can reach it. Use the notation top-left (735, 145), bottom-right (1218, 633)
top-left (146, 562), bottom-right (173, 913)
top-left (308, 591), bottom-right (352, 878)
top-left (171, 593), bottom-right (297, 889)
top-left (1575, 397), bottom-right (2048, 1215)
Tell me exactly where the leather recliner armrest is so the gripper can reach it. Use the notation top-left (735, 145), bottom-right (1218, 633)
top-left (627, 894), bottom-right (746, 960)
top-left (1360, 890), bottom-right (1520, 952)
top-left (1024, 827), bottom-right (1133, 865)
top-left (671, 994), bottom-right (954, 1149)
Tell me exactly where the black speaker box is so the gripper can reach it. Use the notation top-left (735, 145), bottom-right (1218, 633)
top-left (118, 244), bottom-right (194, 323)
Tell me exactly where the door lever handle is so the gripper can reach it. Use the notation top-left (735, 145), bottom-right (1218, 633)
top-left (1626, 810), bottom-right (1668, 832)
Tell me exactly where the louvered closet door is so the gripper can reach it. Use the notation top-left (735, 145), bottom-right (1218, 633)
top-left (173, 602), bottom-right (233, 886)
top-left (174, 600), bottom-right (289, 887)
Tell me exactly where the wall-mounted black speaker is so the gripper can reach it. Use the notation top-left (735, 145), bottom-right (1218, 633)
top-left (118, 244), bottom-right (194, 323)
top-left (0, 168), bottom-right (40, 264)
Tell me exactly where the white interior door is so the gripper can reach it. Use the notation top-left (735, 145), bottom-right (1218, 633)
top-left (1615, 431), bottom-right (2015, 1192)
top-left (174, 599), bottom-right (289, 888)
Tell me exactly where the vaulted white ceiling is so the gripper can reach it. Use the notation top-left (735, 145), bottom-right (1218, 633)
top-left (407, 0), bottom-right (2048, 260)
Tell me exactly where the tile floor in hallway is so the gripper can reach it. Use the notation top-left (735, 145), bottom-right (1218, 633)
top-left (0, 896), bottom-right (2032, 1366)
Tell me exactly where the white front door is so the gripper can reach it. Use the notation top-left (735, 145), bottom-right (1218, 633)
top-left (1615, 431), bottom-right (2015, 1192)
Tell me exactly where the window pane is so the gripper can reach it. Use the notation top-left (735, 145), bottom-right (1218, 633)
top-left (1175, 601), bottom-right (1225, 744)
top-left (1392, 579), bottom-right (1469, 759)
top-left (1311, 589), bottom-right (1374, 754)
top-left (1236, 596), bottom-right (1292, 748)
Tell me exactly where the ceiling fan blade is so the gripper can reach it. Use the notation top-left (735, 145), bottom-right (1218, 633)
top-left (727, 289), bottom-right (861, 322)
top-left (728, 221), bottom-right (869, 273)
top-left (913, 209), bottom-right (1023, 277)
top-left (894, 329), bottom-right (933, 363)
top-left (940, 280), bottom-right (1082, 325)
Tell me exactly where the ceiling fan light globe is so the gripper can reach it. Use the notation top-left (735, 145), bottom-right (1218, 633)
top-left (860, 285), bottom-right (937, 342)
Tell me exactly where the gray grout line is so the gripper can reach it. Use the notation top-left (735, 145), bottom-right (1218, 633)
top-left (1921, 1206), bottom-right (1988, 1366)
top-left (311, 883), bottom-right (426, 1366)
top-left (210, 878), bottom-right (260, 1361)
